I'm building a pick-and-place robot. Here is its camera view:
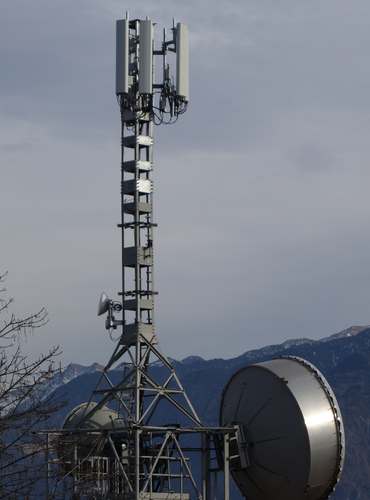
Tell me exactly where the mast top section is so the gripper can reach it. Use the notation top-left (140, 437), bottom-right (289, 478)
top-left (116, 18), bottom-right (189, 124)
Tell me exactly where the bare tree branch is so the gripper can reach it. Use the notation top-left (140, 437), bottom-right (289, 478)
top-left (0, 273), bottom-right (62, 498)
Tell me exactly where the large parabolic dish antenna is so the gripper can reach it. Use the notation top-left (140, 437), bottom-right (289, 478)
top-left (57, 402), bottom-right (120, 469)
top-left (220, 357), bottom-right (345, 500)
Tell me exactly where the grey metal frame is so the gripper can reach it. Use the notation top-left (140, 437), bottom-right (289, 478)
top-left (43, 426), bottom-right (234, 499)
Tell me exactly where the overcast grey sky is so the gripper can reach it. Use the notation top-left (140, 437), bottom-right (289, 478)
top-left (2, 0), bottom-right (370, 364)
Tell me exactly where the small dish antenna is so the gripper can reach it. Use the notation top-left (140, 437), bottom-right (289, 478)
top-left (97, 292), bottom-right (110, 316)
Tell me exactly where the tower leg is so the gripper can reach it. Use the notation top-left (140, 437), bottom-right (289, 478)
top-left (224, 433), bottom-right (230, 500)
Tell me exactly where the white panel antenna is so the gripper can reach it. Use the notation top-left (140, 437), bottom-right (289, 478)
top-left (176, 23), bottom-right (189, 101)
top-left (115, 19), bottom-right (129, 95)
top-left (139, 20), bottom-right (153, 94)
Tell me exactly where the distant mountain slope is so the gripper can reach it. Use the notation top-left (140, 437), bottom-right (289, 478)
top-left (49, 326), bottom-right (370, 500)
top-left (44, 362), bottom-right (104, 397)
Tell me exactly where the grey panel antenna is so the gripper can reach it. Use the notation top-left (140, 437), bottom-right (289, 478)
top-left (139, 20), bottom-right (153, 94)
top-left (116, 19), bottom-right (129, 95)
top-left (176, 23), bottom-right (189, 101)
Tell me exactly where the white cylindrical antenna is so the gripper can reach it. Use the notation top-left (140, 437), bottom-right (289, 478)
top-left (176, 23), bottom-right (189, 101)
top-left (116, 19), bottom-right (129, 95)
top-left (139, 20), bottom-right (153, 94)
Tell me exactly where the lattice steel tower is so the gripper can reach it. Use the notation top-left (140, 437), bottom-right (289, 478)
top-left (57, 14), bottom-right (235, 500)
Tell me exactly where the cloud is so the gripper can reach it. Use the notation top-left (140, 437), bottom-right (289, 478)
top-left (1, 0), bottom-right (370, 363)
